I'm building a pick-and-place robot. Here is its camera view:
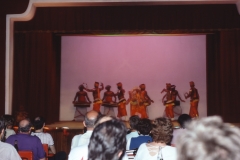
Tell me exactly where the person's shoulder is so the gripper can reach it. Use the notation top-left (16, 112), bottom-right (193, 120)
top-left (73, 134), bottom-right (83, 139)
top-left (165, 145), bottom-right (177, 151)
top-left (6, 134), bottom-right (17, 140)
top-left (0, 141), bottom-right (15, 150)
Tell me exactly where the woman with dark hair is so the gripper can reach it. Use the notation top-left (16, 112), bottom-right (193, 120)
top-left (127, 118), bottom-right (153, 150)
top-left (134, 117), bottom-right (177, 160)
top-left (88, 119), bottom-right (127, 160)
top-left (69, 116), bottom-right (129, 160)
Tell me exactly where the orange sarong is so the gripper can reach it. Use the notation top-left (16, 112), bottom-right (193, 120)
top-left (117, 102), bottom-right (127, 117)
top-left (139, 105), bottom-right (148, 118)
top-left (93, 99), bottom-right (102, 112)
top-left (189, 99), bottom-right (199, 118)
top-left (165, 103), bottom-right (174, 118)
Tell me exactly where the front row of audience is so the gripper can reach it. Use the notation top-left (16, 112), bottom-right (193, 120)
top-left (1, 113), bottom-right (240, 160)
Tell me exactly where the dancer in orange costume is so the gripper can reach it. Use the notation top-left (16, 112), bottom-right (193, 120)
top-left (139, 84), bottom-right (154, 118)
top-left (184, 81), bottom-right (200, 118)
top-left (161, 83), bottom-right (175, 120)
top-left (127, 87), bottom-right (141, 117)
top-left (102, 85), bottom-right (117, 116)
top-left (115, 82), bottom-right (127, 119)
top-left (84, 82), bottom-right (104, 113)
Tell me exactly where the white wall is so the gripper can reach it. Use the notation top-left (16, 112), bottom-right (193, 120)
top-left (60, 35), bottom-right (206, 120)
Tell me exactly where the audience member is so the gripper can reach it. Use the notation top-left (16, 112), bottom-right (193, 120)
top-left (126, 115), bottom-right (140, 142)
top-left (32, 116), bottom-right (66, 160)
top-left (0, 117), bottom-right (21, 160)
top-left (6, 119), bottom-right (46, 160)
top-left (69, 115), bottom-right (129, 160)
top-left (71, 110), bottom-right (99, 150)
top-left (2, 114), bottom-right (16, 139)
top-left (88, 119), bottom-right (127, 160)
top-left (177, 116), bottom-right (240, 160)
top-left (134, 117), bottom-right (177, 160)
top-left (127, 118), bottom-right (152, 150)
top-left (171, 114), bottom-right (191, 146)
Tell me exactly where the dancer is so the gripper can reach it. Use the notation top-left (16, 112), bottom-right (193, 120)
top-left (73, 85), bottom-right (91, 104)
top-left (161, 83), bottom-right (175, 120)
top-left (84, 82), bottom-right (104, 112)
top-left (115, 82), bottom-right (127, 120)
top-left (139, 84), bottom-right (154, 118)
top-left (102, 85), bottom-right (117, 116)
top-left (184, 81), bottom-right (200, 118)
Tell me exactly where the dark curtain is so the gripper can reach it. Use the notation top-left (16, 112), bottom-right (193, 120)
top-left (13, 32), bottom-right (61, 123)
top-left (15, 5), bottom-right (240, 33)
top-left (207, 30), bottom-right (240, 122)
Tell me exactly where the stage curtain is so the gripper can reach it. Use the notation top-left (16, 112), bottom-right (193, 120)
top-left (207, 30), bottom-right (240, 122)
top-left (14, 5), bottom-right (240, 33)
top-left (12, 32), bottom-right (61, 123)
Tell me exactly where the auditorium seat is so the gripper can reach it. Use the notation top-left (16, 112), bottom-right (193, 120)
top-left (42, 144), bottom-right (54, 160)
top-left (18, 151), bottom-right (33, 160)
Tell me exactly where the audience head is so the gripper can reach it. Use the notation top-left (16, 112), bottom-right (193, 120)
top-left (0, 117), bottom-right (6, 140)
top-left (177, 114), bottom-right (192, 128)
top-left (129, 115), bottom-right (140, 130)
top-left (137, 118), bottom-right (152, 135)
top-left (33, 116), bottom-right (45, 130)
top-left (88, 119), bottom-right (127, 160)
top-left (177, 116), bottom-right (240, 160)
top-left (18, 119), bottom-right (32, 133)
top-left (94, 115), bottom-right (114, 127)
top-left (151, 117), bottom-right (173, 144)
top-left (2, 114), bottom-right (14, 129)
top-left (84, 110), bottom-right (99, 129)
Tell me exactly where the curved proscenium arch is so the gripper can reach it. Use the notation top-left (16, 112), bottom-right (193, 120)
top-left (5, 0), bottom-right (240, 114)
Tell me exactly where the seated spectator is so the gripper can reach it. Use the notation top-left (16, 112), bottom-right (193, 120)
top-left (0, 117), bottom-right (21, 160)
top-left (69, 116), bottom-right (129, 160)
top-left (32, 116), bottom-right (66, 160)
top-left (71, 110), bottom-right (99, 150)
top-left (88, 119), bottom-right (127, 160)
top-left (2, 114), bottom-right (16, 139)
top-left (134, 117), bottom-right (177, 160)
top-left (6, 119), bottom-right (46, 160)
top-left (177, 116), bottom-right (240, 160)
top-left (126, 115), bottom-right (140, 142)
top-left (171, 114), bottom-right (191, 146)
top-left (127, 118), bottom-right (152, 150)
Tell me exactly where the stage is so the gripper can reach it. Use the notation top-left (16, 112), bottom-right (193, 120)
top-left (44, 120), bottom-right (183, 130)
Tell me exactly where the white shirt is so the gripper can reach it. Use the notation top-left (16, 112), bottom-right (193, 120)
top-left (31, 132), bottom-right (54, 146)
top-left (5, 129), bottom-right (16, 139)
top-left (0, 141), bottom-right (22, 160)
top-left (126, 131), bottom-right (139, 142)
top-left (171, 128), bottom-right (185, 146)
top-left (69, 144), bottom-right (129, 160)
top-left (134, 143), bottom-right (177, 160)
top-left (126, 131), bottom-right (139, 150)
top-left (71, 130), bottom-right (93, 150)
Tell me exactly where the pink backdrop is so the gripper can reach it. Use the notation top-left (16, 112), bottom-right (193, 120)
top-left (60, 35), bottom-right (206, 120)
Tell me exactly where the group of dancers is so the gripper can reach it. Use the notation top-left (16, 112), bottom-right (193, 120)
top-left (72, 81), bottom-right (199, 120)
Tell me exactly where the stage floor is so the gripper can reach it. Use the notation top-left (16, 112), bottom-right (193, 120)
top-left (44, 120), bottom-right (182, 130)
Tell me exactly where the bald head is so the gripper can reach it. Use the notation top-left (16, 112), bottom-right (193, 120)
top-left (95, 116), bottom-right (113, 127)
top-left (19, 119), bottom-right (31, 133)
top-left (84, 110), bottom-right (99, 129)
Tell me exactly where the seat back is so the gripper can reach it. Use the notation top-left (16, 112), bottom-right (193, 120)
top-left (42, 144), bottom-right (49, 160)
top-left (18, 151), bottom-right (33, 160)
